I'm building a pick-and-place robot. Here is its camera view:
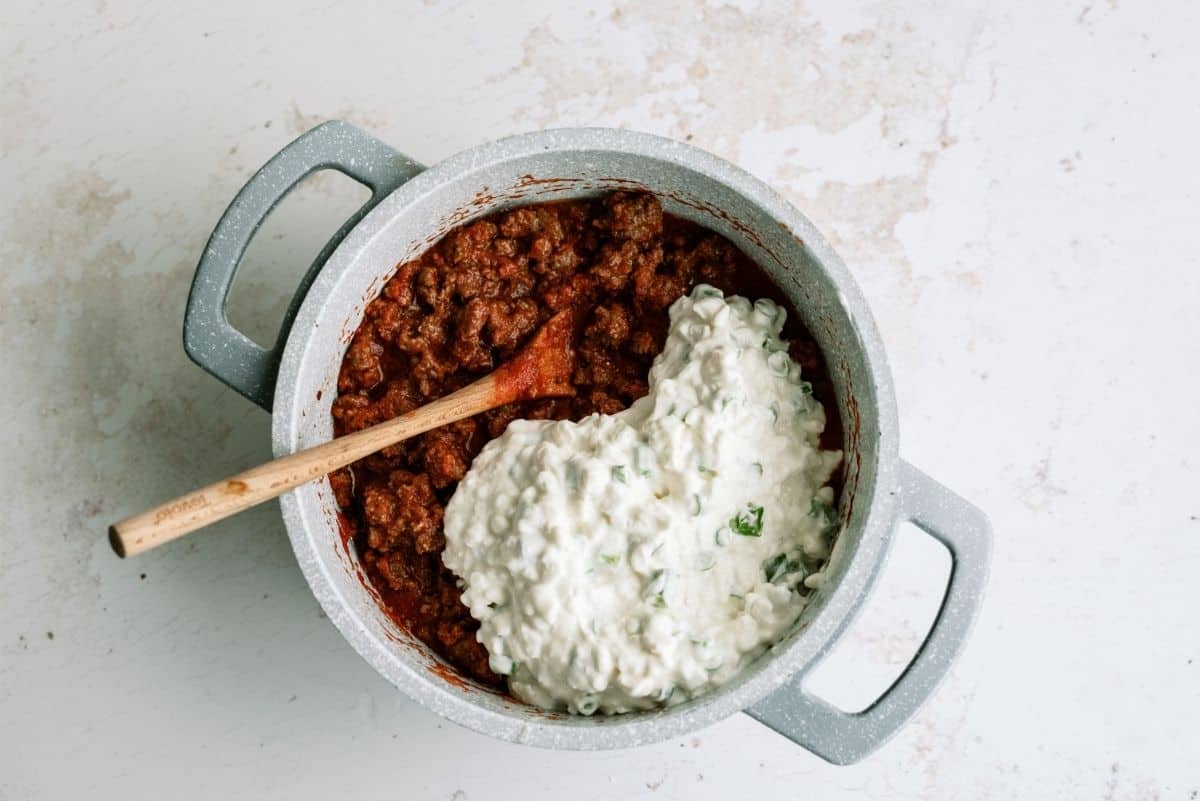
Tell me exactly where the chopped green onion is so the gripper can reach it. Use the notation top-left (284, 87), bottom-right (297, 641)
top-left (809, 499), bottom-right (838, 533)
top-left (695, 551), bottom-right (716, 571)
top-left (565, 460), bottom-right (581, 491)
top-left (577, 694), bottom-right (600, 715)
top-left (611, 465), bottom-right (627, 484)
top-left (763, 553), bottom-right (806, 584)
top-left (714, 526), bottom-right (730, 547)
top-left (763, 553), bottom-right (788, 583)
top-left (690, 494), bottom-right (703, 516)
top-left (647, 569), bottom-right (668, 595)
top-left (751, 462), bottom-right (763, 476)
top-left (646, 570), bottom-right (670, 609)
top-left (730, 504), bottom-right (765, 537)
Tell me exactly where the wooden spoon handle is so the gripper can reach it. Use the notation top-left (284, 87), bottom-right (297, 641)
top-left (109, 374), bottom-right (497, 558)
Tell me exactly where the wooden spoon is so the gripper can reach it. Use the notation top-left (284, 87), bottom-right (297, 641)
top-left (109, 311), bottom-right (577, 558)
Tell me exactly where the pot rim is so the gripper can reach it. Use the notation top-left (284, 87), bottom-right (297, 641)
top-left (272, 127), bottom-right (900, 748)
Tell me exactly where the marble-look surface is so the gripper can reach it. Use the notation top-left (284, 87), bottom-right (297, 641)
top-left (2, 1), bottom-right (1197, 798)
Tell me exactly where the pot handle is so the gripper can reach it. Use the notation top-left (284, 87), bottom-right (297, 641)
top-left (745, 460), bottom-right (991, 764)
top-left (183, 120), bottom-right (424, 410)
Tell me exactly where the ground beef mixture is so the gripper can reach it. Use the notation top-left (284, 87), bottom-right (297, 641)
top-left (330, 192), bottom-right (841, 690)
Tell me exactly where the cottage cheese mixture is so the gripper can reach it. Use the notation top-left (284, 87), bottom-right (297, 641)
top-left (442, 285), bottom-right (842, 714)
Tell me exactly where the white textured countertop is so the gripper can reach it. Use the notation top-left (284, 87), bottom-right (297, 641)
top-left (2, 1), bottom-right (1197, 798)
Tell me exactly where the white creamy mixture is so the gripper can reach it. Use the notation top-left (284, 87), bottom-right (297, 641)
top-left (442, 286), bottom-right (842, 714)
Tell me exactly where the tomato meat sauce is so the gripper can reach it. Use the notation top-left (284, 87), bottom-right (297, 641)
top-left (330, 192), bottom-right (841, 690)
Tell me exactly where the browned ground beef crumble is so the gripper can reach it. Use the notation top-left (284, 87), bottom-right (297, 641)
top-left (330, 192), bottom-right (840, 690)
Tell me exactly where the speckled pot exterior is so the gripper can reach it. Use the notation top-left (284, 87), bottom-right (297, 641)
top-left (185, 122), bottom-right (991, 764)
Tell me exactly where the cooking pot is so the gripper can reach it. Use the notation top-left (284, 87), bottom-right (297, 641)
top-left (183, 121), bottom-right (991, 764)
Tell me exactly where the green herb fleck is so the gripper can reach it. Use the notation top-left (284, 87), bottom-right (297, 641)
top-left (714, 526), bottom-right (730, 547)
top-left (800, 380), bottom-right (813, 396)
top-left (763, 553), bottom-right (789, 583)
top-left (611, 465), bottom-right (627, 484)
top-left (751, 462), bottom-right (763, 476)
top-left (690, 494), bottom-right (703, 516)
top-left (763, 553), bottom-right (806, 584)
top-left (565, 460), bottom-right (581, 491)
top-left (577, 694), bottom-right (600, 715)
top-left (647, 569), bottom-right (670, 607)
top-left (730, 504), bottom-right (765, 537)
top-left (809, 499), bottom-right (838, 533)
top-left (648, 569), bottom-right (667, 593)
top-left (600, 553), bottom-right (620, 566)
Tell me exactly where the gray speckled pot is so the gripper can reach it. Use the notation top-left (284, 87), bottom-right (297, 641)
top-left (184, 121), bottom-right (991, 764)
